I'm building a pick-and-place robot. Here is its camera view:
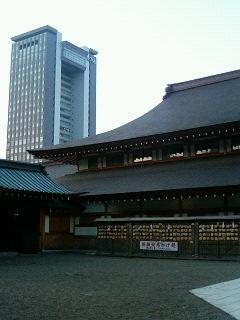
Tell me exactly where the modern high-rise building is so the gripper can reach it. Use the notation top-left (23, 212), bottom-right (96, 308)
top-left (6, 25), bottom-right (97, 162)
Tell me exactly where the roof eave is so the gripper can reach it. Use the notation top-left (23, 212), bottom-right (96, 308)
top-left (77, 185), bottom-right (240, 200)
top-left (28, 120), bottom-right (240, 164)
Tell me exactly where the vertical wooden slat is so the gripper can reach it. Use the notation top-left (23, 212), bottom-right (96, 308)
top-left (190, 143), bottom-right (195, 157)
top-left (152, 150), bottom-right (157, 161)
top-left (219, 139), bottom-right (225, 153)
top-left (39, 208), bottom-right (45, 251)
top-left (225, 138), bottom-right (232, 153)
top-left (194, 222), bottom-right (199, 258)
top-left (97, 156), bottom-right (103, 169)
top-left (158, 148), bottom-right (163, 160)
top-left (238, 221), bottom-right (240, 255)
top-left (128, 152), bottom-right (133, 164)
top-left (217, 222), bottom-right (220, 258)
top-left (128, 222), bottom-right (133, 257)
top-left (183, 143), bottom-right (189, 157)
top-left (124, 153), bottom-right (128, 165)
top-left (102, 156), bottom-right (106, 168)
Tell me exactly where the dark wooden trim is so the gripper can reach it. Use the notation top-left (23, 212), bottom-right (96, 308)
top-left (75, 149), bottom-right (240, 174)
top-left (73, 235), bottom-right (96, 239)
top-left (104, 202), bottom-right (108, 213)
top-left (39, 208), bottom-right (46, 250)
top-left (29, 121), bottom-right (240, 163)
top-left (81, 206), bottom-right (240, 218)
top-left (46, 231), bottom-right (72, 235)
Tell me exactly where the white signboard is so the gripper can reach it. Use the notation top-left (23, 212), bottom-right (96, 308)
top-left (140, 241), bottom-right (178, 252)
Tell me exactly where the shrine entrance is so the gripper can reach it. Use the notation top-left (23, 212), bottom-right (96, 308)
top-left (0, 205), bottom-right (40, 253)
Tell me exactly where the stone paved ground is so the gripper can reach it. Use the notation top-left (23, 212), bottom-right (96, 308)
top-left (0, 253), bottom-right (240, 320)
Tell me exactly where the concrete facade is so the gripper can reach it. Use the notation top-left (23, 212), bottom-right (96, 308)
top-left (6, 26), bottom-right (97, 163)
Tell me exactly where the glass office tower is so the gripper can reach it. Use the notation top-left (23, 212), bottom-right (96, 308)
top-left (6, 26), bottom-right (97, 162)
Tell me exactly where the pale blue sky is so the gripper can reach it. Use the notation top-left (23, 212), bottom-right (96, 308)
top-left (1, 0), bottom-right (240, 158)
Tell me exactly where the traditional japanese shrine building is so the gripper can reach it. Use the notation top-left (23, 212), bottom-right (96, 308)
top-left (29, 69), bottom-right (240, 259)
top-left (0, 159), bottom-right (82, 253)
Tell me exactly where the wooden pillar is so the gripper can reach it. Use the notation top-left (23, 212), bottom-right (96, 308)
top-left (158, 148), bottom-right (163, 160)
top-left (124, 153), bottom-right (128, 165)
top-left (104, 202), bottom-right (108, 213)
top-left (128, 222), bottom-right (133, 257)
top-left (183, 144), bottom-right (189, 157)
top-left (152, 149), bottom-right (157, 161)
top-left (97, 157), bottom-right (103, 169)
top-left (128, 152), bottom-right (133, 164)
top-left (194, 222), bottom-right (199, 258)
top-left (190, 143), bottom-right (195, 157)
top-left (70, 216), bottom-right (74, 234)
top-left (39, 208), bottom-right (46, 251)
top-left (102, 156), bottom-right (106, 168)
top-left (219, 139), bottom-right (225, 153)
top-left (238, 222), bottom-right (240, 255)
top-left (139, 198), bottom-right (143, 212)
top-left (179, 198), bottom-right (183, 214)
top-left (226, 138), bottom-right (232, 153)
top-left (224, 195), bottom-right (228, 215)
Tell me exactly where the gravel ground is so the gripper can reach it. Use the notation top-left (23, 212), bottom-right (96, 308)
top-left (0, 253), bottom-right (240, 320)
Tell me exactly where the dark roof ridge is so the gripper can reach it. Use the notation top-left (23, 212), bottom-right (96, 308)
top-left (164, 68), bottom-right (240, 99)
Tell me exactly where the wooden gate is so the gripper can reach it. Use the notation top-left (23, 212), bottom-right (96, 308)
top-left (198, 221), bottom-right (239, 258)
top-left (97, 223), bottom-right (130, 256)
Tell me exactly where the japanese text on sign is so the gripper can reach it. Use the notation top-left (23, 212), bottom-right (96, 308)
top-left (140, 241), bottom-right (178, 251)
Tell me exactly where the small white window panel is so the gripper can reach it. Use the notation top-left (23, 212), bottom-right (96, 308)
top-left (45, 215), bottom-right (49, 233)
top-left (75, 216), bottom-right (80, 225)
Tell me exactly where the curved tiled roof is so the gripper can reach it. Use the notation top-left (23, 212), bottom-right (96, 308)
top-left (55, 154), bottom-right (240, 196)
top-left (0, 159), bottom-right (71, 194)
top-left (30, 69), bottom-right (240, 156)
